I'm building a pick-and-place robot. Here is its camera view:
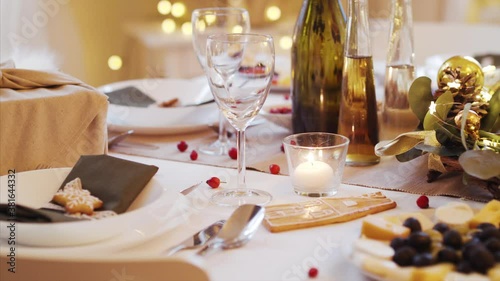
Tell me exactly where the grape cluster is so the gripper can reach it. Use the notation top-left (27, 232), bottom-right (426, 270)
top-left (390, 218), bottom-right (499, 274)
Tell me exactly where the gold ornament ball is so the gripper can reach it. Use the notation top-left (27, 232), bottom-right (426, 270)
top-left (437, 56), bottom-right (484, 88)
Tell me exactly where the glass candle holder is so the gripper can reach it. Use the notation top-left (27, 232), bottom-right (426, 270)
top-left (283, 133), bottom-right (349, 197)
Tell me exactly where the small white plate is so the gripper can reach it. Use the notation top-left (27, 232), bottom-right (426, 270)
top-left (260, 103), bottom-right (292, 131)
top-left (99, 77), bottom-right (218, 135)
top-left (0, 168), bottom-right (188, 251)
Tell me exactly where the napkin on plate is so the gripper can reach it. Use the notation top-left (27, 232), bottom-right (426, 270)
top-left (0, 204), bottom-right (79, 223)
top-left (57, 154), bottom-right (159, 214)
top-left (0, 155), bottom-right (159, 223)
top-left (104, 86), bottom-right (156, 107)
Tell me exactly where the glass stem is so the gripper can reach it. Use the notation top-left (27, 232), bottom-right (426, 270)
top-left (217, 112), bottom-right (229, 144)
top-left (236, 129), bottom-right (246, 189)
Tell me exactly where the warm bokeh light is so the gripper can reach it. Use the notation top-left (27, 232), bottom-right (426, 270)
top-left (157, 0), bottom-right (172, 15)
top-left (181, 21), bottom-right (192, 35)
top-left (205, 14), bottom-right (216, 25)
top-left (171, 2), bottom-right (186, 18)
top-left (279, 36), bottom-right (293, 50)
top-left (232, 25), bottom-right (243, 33)
top-left (195, 19), bottom-right (206, 32)
top-left (266, 6), bottom-right (281, 21)
top-left (162, 18), bottom-right (176, 33)
top-left (108, 55), bottom-right (122, 70)
top-left (228, 0), bottom-right (243, 6)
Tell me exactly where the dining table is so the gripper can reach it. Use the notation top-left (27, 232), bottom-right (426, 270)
top-left (0, 97), bottom-right (493, 281)
top-left (1, 21), bottom-right (499, 281)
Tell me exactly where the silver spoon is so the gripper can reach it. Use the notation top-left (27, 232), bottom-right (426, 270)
top-left (164, 220), bottom-right (225, 256)
top-left (107, 130), bottom-right (134, 148)
top-left (197, 204), bottom-right (265, 256)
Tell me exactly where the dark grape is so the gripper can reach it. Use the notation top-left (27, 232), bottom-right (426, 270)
top-left (408, 231), bottom-right (432, 252)
top-left (437, 247), bottom-right (459, 264)
top-left (456, 260), bottom-right (473, 274)
top-left (473, 227), bottom-right (500, 242)
top-left (484, 237), bottom-right (500, 253)
top-left (468, 246), bottom-right (495, 274)
top-left (393, 246), bottom-right (417, 266)
top-left (390, 237), bottom-right (407, 251)
top-left (462, 239), bottom-right (482, 261)
top-left (432, 222), bottom-right (450, 234)
top-left (476, 222), bottom-right (497, 231)
top-left (403, 217), bottom-right (422, 233)
top-left (442, 229), bottom-right (462, 250)
top-left (412, 253), bottom-right (434, 267)
top-left (494, 251), bottom-right (500, 262)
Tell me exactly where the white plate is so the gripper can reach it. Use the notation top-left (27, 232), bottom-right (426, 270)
top-left (260, 103), bottom-right (292, 130)
top-left (0, 168), bottom-right (189, 253)
top-left (99, 77), bottom-right (219, 135)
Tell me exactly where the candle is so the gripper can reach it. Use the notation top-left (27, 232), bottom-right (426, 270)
top-left (292, 161), bottom-right (334, 191)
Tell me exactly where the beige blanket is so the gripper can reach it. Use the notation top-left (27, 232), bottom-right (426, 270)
top-left (0, 69), bottom-right (108, 175)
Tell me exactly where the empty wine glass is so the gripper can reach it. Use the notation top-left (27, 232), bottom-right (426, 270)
top-left (206, 33), bottom-right (275, 206)
top-left (192, 7), bottom-right (250, 156)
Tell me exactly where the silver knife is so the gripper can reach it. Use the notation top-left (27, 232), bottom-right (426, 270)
top-left (164, 220), bottom-right (225, 256)
top-left (180, 181), bottom-right (202, 195)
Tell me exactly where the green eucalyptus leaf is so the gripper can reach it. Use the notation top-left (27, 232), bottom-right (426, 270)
top-left (481, 90), bottom-right (500, 131)
top-left (409, 77), bottom-right (434, 122)
top-left (423, 110), bottom-right (441, 131)
top-left (375, 131), bottom-right (440, 156)
top-left (459, 150), bottom-right (500, 179)
top-left (395, 147), bottom-right (424, 162)
top-left (435, 91), bottom-right (454, 118)
top-left (423, 91), bottom-right (454, 131)
top-left (414, 143), bottom-right (464, 157)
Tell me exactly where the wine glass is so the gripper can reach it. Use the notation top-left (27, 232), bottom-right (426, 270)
top-left (191, 8), bottom-right (250, 156)
top-left (206, 33), bottom-right (275, 206)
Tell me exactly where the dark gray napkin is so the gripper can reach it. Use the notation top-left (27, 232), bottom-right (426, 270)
top-left (0, 204), bottom-right (79, 223)
top-left (0, 155), bottom-right (159, 223)
top-left (104, 86), bottom-right (156, 107)
top-left (58, 154), bottom-right (159, 214)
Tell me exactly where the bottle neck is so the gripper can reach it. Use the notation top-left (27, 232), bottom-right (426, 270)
top-left (345, 0), bottom-right (371, 57)
top-left (386, 0), bottom-right (414, 66)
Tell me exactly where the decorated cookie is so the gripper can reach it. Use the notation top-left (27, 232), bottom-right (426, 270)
top-left (52, 177), bottom-right (103, 215)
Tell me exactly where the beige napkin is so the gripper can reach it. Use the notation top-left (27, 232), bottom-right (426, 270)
top-left (0, 68), bottom-right (108, 175)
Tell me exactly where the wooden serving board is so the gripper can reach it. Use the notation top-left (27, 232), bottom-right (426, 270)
top-left (263, 192), bottom-right (397, 232)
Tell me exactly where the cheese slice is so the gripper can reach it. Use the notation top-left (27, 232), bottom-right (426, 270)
top-left (361, 215), bottom-right (410, 241)
top-left (469, 199), bottom-right (500, 229)
top-left (412, 264), bottom-right (454, 281)
top-left (435, 202), bottom-right (474, 226)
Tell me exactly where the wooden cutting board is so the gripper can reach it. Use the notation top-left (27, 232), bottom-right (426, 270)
top-left (263, 192), bottom-right (397, 232)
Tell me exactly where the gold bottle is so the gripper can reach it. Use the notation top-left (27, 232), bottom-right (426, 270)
top-left (338, 0), bottom-right (380, 166)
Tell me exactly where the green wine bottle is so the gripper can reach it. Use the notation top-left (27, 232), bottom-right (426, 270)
top-left (291, 0), bottom-right (346, 134)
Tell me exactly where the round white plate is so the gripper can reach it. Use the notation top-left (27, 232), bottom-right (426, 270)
top-left (0, 168), bottom-right (190, 254)
top-left (99, 77), bottom-right (219, 135)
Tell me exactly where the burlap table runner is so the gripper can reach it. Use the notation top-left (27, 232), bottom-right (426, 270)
top-left (111, 122), bottom-right (492, 202)
top-left (0, 68), bottom-right (108, 175)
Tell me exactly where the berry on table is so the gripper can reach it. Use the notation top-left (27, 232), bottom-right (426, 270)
top-left (269, 164), bottom-right (280, 175)
top-left (280, 144), bottom-right (284, 153)
top-left (190, 150), bottom-right (198, 160)
top-left (416, 195), bottom-right (429, 209)
top-left (206, 177), bottom-right (221, 189)
top-left (308, 267), bottom-right (318, 278)
top-left (228, 147), bottom-right (237, 160)
top-left (177, 141), bottom-right (188, 152)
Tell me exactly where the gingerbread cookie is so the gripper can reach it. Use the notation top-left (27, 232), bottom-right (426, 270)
top-left (52, 178), bottom-right (103, 215)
